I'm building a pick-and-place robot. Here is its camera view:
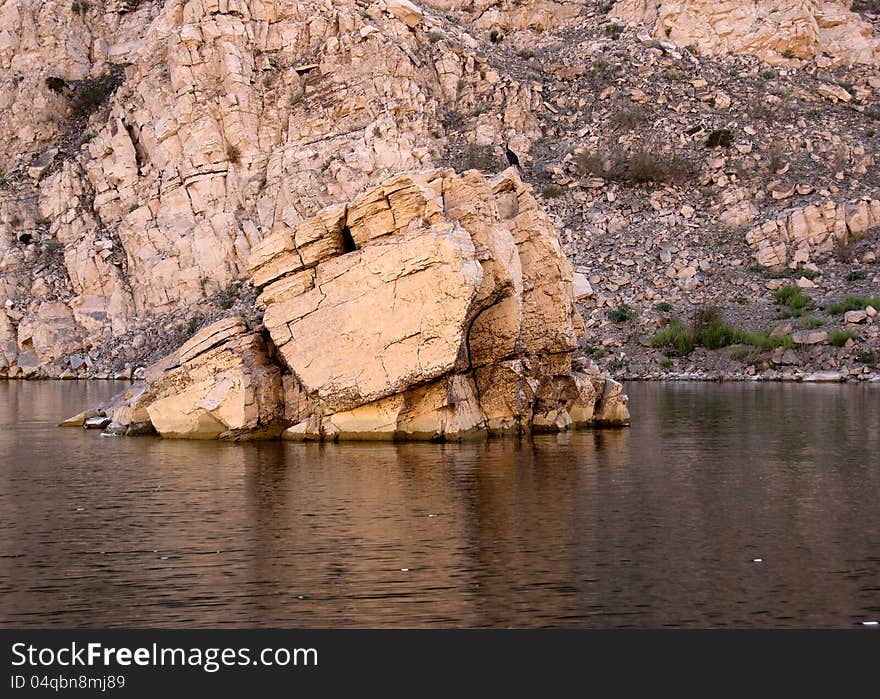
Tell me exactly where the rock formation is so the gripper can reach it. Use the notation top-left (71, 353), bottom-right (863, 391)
top-left (747, 197), bottom-right (880, 266)
top-left (73, 168), bottom-right (629, 440)
top-left (1, 0), bottom-right (544, 378)
top-left (611, 0), bottom-right (880, 65)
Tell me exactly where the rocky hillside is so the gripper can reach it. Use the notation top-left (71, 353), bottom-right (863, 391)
top-left (1, 0), bottom-right (879, 383)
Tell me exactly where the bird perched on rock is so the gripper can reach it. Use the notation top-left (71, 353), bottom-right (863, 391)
top-left (503, 142), bottom-right (521, 171)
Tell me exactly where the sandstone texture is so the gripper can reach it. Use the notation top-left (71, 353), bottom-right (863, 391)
top-left (746, 198), bottom-right (880, 267)
top-left (1, 0), bottom-right (544, 378)
top-left (2, 1), bottom-right (879, 387)
top-left (611, 0), bottom-right (880, 65)
top-left (81, 169), bottom-right (629, 440)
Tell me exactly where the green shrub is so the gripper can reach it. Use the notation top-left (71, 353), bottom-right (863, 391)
top-left (606, 304), bottom-right (635, 322)
top-left (846, 270), bottom-right (867, 281)
top-left (774, 284), bottom-right (811, 310)
top-left (697, 323), bottom-right (737, 349)
top-left (826, 296), bottom-right (880, 314)
top-left (651, 309), bottom-right (794, 356)
top-left (604, 23), bottom-right (623, 40)
top-left (829, 330), bottom-right (856, 347)
top-left (855, 350), bottom-right (877, 365)
top-left (734, 330), bottom-right (793, 350)
top-left (655, 301), bottom-right (672, 312)
top-left (799, 316), bottom-right (824, 329)
top-left (651, 319), bottom-right (695, 356)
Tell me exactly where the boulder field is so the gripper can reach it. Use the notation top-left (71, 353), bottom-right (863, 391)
top-left (64, 167), bottom-right (629, 441)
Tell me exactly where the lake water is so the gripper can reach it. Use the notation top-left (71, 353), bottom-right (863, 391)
top-left (0, 380), bottom-right (878, 628)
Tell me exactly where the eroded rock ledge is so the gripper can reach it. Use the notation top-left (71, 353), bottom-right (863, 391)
top-left (67, 168), bottom-right (629, 441)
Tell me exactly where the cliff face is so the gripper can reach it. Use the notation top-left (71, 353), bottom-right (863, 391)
top-left (1, 0), bottom-right (546, 377)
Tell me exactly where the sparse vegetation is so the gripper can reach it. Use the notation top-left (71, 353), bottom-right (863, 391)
top-left (846, 270), bottom-right (867, 281)
top-left (826, 296), bottom-right (880, 314)
top-left (586, 58), bottom-right (621, 88)
top-left (651, 307), bottom-right (793, 356)
top-left (63, 69), bottom-right (126, 120)
top-left (216, 280), bottom-right (244, 310)
top-left (767, 144), bottom-right (786, 173)
top-left (226, 144), bottom-right (241, 164)
top-left (828, 330), bottom-right (856, 347)
top-left (706, 129), bottom-right (733, 148)
top-left (540, 183), bottom-right (565, 198)
top-left (852, 1), bottom-right (880, 14)
top-left (609, 105), bottom-right (648, 132)
top-left (604, 23), bottom-right (623, 40)
top-left (577, 142), bottom-right (696, 185)
top-left (855, 350), bottom-right (877, 365)
top-left (608, 357), bottom-right (627, 371)
top-left (655, 301), bottom-right (672, 312)
top-left (773, 285), bottom-right (812, 314)
top-left (465, 144), bottom-right (498, 171)
top-left (606, 304), bottom-right (635, 322)
top-left (752, 265), bottom-right (821, 281)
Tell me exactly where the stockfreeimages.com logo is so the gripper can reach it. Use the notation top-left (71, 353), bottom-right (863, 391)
top-left (11, 642), bottom-right (317, 673)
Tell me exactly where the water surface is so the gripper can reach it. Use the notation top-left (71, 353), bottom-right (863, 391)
top-left (1, 380), bottom-right (878, 628)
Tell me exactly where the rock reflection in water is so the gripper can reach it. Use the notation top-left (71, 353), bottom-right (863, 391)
top-left (0, 380), bottom-right (878, 628)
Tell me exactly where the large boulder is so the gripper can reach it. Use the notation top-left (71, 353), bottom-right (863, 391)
top-left (101, 317), bottom-right (284, 440)
top-left (78, 168), bottom-right (629, 441)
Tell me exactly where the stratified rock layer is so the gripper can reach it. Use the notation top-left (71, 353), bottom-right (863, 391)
top-left (1, 0), bottom-right (544, 377)
top-left (82, 168), bottom-right (629, 441)
top-left (612, 0), bottom-right (880, 65)
top-left (746, 197), bottom-right (880, 266)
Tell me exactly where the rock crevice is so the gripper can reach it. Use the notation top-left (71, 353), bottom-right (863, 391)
top-left (80, 168), bottom-right (629, 441)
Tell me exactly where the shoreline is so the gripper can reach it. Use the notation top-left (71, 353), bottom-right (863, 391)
top-left (3, 373), bottom-right (878, 384)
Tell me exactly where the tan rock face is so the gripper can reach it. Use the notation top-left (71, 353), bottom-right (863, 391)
top-left (0, 0), bottom-right (543, 376)
top-left (745, 198), bottom-right (880, 266)
top-left (105, 316), bottom-right (284, 439)
top-left (612, 0), bottom-right (880, 65)
top-left (84, 168), bottom-right (629, 441)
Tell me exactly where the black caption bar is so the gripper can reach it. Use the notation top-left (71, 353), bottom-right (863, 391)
top-left (2, 630), bottom-right (877, 694)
